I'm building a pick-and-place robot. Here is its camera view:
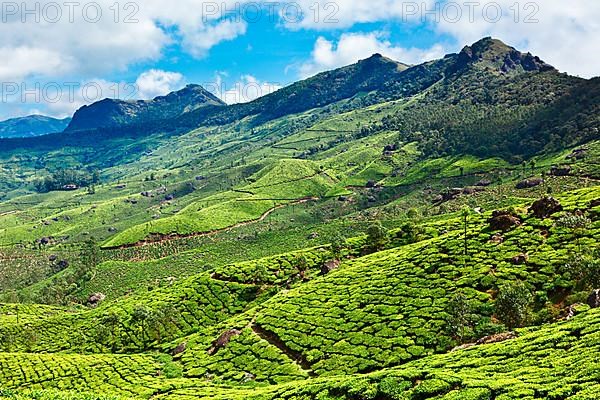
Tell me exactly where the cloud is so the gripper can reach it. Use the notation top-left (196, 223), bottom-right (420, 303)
top-left (0, 1), bottom-right (251, 82)
top-left (289, 0), bottom-right (600, 78)
top-left (135, 70), bottom-right (185, 99)
top-left (1, 69), bottom-right (187, 119)
top-left (181, 19), bottom-right (248, 58)
top-left (299, 32), bottom-right (447, 78)
top-left (210, 74), bottom-right (282, 104)
top-left (432, 0), bottom-right (600, 78)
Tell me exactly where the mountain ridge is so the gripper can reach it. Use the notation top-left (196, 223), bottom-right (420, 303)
top-left (0, 115), bottom-right (71, 138)
top-left (65, 84), bottom-right (226, 132)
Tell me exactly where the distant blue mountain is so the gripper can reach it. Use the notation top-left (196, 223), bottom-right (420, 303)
top-left (0, 115), bottom-right (71, 138)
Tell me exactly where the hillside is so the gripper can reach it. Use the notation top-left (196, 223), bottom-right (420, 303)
top-left (0, 115), bottom-right (70, 138)
top-left (0, 37), bottom-right (599, 399)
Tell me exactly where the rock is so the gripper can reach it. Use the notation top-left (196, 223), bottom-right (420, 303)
top-left (476, 179), bottom-right (492, 187)
top-left (49, 254), bottom-right (58, 262)
top-left (384, 144), bottom-right (398, 152)
top-left (108, 227), bottom-right (117, 233)
top-left (488, 210), bottom-right (522, 231)
top-left (529, 196), bottom-right (563, 219)
top-left (88, 293), bottom-right (106, 307)
top-left (195, 176), bottom-right (206, 181)
top-left (587, 289), bottom-right (600, 308)
top-left (490, 233), bottom-right (505, 244)
top-left (462, 187), bottom-right (477, 195)
top-left (321, 259), bottom-right (340, 275)
top-left (207, 329), bottom-right (242, 355)
top-left (549, 166), bottom-right (571, 177)
top-left (567, 148), bottom-right (587, 160)
top-left (590, 199), bottom-right (600, 209)
top-left (476, 332), bottom-right (517, 345)
top-left (172, 342), bottom-right (187, 356)
top-left (338, 196), bottom-right (348, 202)
top-left (511, 253), bottom-right (529, 265)
top-left (165, 194), bottom-right (175, 201)
top-left (115, 184), bottom-right (127, 189)
top-left (242, 372), bottom-right (256, 383)
top-left (516, 178), bottom-right (543, 189)
top-left (141, 191), bottom-right (152, 197)
top-left (367, 196), bottom-right (377, 203)
top-left (38, 237), bottom-right (51, 245)
top-left (366, 180), bottom-right (377, 188)
top-left (308, 232), bottom-right (319, 239)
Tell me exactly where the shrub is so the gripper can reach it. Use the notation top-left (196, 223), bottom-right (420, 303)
top-left (495, 281), bottom-right (533, 329)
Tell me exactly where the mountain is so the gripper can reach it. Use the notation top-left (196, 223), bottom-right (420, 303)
top-left (65, 84), bottom-right (226, 132)
top-left (0, 115), bottom-right (71, 138)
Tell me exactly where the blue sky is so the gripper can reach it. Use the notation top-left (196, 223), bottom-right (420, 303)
top-left (0, 0), bottom-right (598, 120)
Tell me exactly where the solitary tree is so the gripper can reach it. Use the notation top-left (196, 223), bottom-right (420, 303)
top-left (495, 281), bottom-right (533, 329)
top-left (446, 291), bottom-right (476, 343)
top-left (329, 232), bottom-right (346, 260)
top-left (367, 221), bottom-right (388, 251)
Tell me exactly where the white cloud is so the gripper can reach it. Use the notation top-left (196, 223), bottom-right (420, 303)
top-left (0, 1), bottom-right (251, 82)
top-left (290, 0), bottom-right (600, 78)
top-left (299, 32), bottom-right (447, 78)
top-left (181, 19), bottom-right (248, 58)
top-left (433, 0), bottom-right (600, 78)
top-left (210, 74), bottom-right (282, 104)
top-left (135, 70), bottom-right (185, 100)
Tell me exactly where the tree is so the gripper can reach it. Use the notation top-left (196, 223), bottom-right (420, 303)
top-left (101, 311), bottom-right (122, 352)
top-left (131, 305), bottom-right (152, 345)
top-left (495, 281), bottom-right (533, 329)
top-left (366, 221), bottom-right (388, 251)
top-left (446, 291), bottom-right (477, 343)
top-left (329, 232), bottom-right (346, 260)
top-left (557, 213), bottom-right (591, 253)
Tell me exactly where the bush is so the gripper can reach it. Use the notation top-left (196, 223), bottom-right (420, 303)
top-left (495, 281), bottom-right (533, 329)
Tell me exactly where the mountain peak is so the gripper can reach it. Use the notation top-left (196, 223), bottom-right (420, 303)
top-left (457, 37), bottom-right (555, 74)
top-left (66, 84), bottom-right (225, 132)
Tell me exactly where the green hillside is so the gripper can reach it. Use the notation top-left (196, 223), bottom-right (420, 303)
top-left (0, 37), bottom-right (599, 399)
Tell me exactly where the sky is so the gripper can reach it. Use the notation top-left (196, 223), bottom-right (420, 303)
top-left (0, 0), bottom-right (598, 120)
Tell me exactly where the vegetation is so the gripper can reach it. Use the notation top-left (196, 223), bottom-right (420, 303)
top-left (0, 37), bottom-right (598, 399)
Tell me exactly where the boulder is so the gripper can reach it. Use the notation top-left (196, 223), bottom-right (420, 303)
top-left (511, 253), bottom-right (529, 265)
top-left (476, 331), bottom-right (517, 345)
top-left (588, 289), bottom-right (600, 309)
top-left (476, 179), bottom-right (492, 187)
top-left (338, 196), bottom-right (348, 202)
top-left (529, 196), bottom-right (563, 219)
top-left (366, 180), bottom-right (377, 188)
top-left (567, 148), bottom-right (587, 160)
top-left (172, 342), bottom-right (187, 356)
top-left (488, 211), bottom-right (522, 231)
top-left (490, 233), bottom-right (505, 244)
top-left (549, 166), bottom-right (571, 177)
top-left (208, 329), bottom-right (242, 355)
top-left (308, 232), bottom-right (319, 239)
top-left (516, 178), bottom-right (543, 189)
top-left (88, 293), bottom-right (106, 307)
top-left (321, 259), bottom-right (340, 275)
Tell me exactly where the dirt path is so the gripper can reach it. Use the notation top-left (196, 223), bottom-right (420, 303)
top-left (251, 322), bottom-right (316, 376)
